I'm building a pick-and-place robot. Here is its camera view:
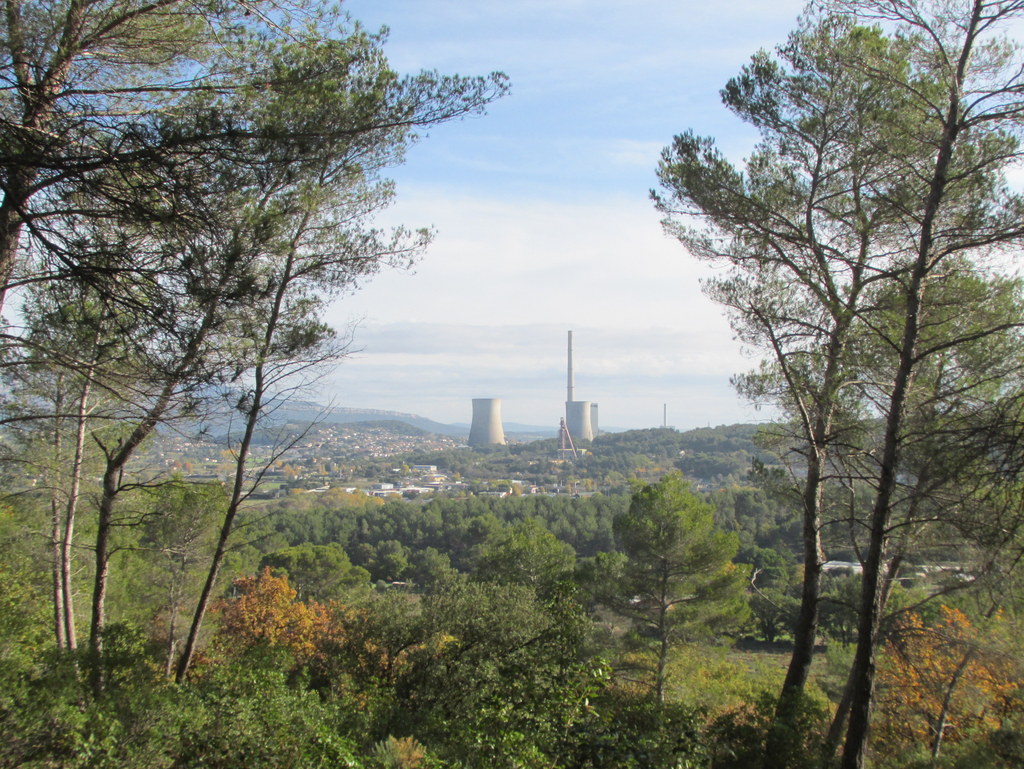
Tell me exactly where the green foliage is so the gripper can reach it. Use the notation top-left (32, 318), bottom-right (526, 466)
top-left (817, 573), bottom-right (861, 646)
top-left (0, 634), bottom-right (363, 769)
top-left (706, 690), bottom-right (829, 769)
top-left (291, 574), bottom-right (613, 768)
top-left (260, 542), bottom-right (370, 601)
top-left (598, 474), bottom-right (749, 700)
top-left (567, 688), bottom-right (709, 769)
top-left (472, 517), bottom-right (576, 593)
top-left (666, 643), bottom-right (784, 713)
top-left (0, 566), bottom-right (50, 675)
top-left (178, 654), bottom-right (362, 769)
top-left (390, 577), bottom-right (601, 768)
top-left (262, 492), bottom-right (626, 576)
top-left (711, 488), bottom-right (800, 554)
top-left (747, 589), bottom-right (800, 644)
top-left (937, 727), bottom-right (1024, 769)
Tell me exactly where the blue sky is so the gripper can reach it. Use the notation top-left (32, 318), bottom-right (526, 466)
top-left (322, 0), bottom-right (807, 430)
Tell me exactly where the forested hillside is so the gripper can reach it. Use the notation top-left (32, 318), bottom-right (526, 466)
top-left (377, 423), bottom-right (774, 490)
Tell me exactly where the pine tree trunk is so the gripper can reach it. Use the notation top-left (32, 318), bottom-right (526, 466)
top-left (60, 372), bottom-right (93, 651)
top-left (50, 497), bottom-right (66, 649)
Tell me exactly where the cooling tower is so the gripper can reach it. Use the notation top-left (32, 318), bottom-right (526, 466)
top-left (468, 398), bottom-right (506, 446)
top-left (565, 400), bottom-right (594, 442)
top-left (590, 402), bottom-right (599, 436)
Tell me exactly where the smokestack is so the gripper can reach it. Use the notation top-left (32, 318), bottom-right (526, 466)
top-left (468, 398), bottom-right (506, 446)
top-left (567, 330), bottom-right (574, 403)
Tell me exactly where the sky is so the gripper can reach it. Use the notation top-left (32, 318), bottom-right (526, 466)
top-left (320, 0), bottom-right (808, 431)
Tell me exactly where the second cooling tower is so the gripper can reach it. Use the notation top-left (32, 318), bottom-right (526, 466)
top-left (565, 400), bottom-right (594, 442)
top-left (468, 398), bottom-right (506, 446)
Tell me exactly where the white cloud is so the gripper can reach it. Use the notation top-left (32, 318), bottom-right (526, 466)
top-left (330, 189), bottom-right (726, 328)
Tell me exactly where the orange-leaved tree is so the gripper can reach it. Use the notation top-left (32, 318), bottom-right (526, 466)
top-left (874, 605), bottom-right (1018, 760)
top-left (215, 568), bottom-right (338, 665)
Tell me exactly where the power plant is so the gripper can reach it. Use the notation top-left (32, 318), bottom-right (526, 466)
top-left (565, 330), bottom-right (595, 442)
top-left (467, 397), bottom-right (506, 446)
top-left (467, 330), bottom-right (598, 450)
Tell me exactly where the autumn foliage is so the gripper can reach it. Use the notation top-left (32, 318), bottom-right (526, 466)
top-left (215, 568), bottom-right (339, 665)
top-left (214, 569), bottom-right (416, 695)
top-left (874, 606), bottom-right (1019, 757)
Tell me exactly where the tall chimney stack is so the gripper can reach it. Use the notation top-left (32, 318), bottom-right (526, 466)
top-left (567, 330), bottom-right (574, 403)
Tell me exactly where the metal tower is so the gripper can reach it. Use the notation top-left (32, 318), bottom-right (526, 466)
top-left (558, 417), bottom-right (578, 460)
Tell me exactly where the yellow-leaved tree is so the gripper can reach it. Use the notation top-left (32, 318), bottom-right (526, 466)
top-left (215, 568), bottom-right (337, 666)
top-left (875, 606), bottom-right (1019, 760)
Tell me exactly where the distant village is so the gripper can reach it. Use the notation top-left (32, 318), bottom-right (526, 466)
top-left (153, 421), bottom-right (475, 498)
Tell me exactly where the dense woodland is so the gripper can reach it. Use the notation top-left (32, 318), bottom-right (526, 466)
top-left (3, 1), bottom-right (1024, 768)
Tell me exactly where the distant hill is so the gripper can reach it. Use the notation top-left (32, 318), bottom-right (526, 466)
top-left (272, 401), bottom-right (560, 440)
top-left (273, 402), bottom-right (468, 438)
